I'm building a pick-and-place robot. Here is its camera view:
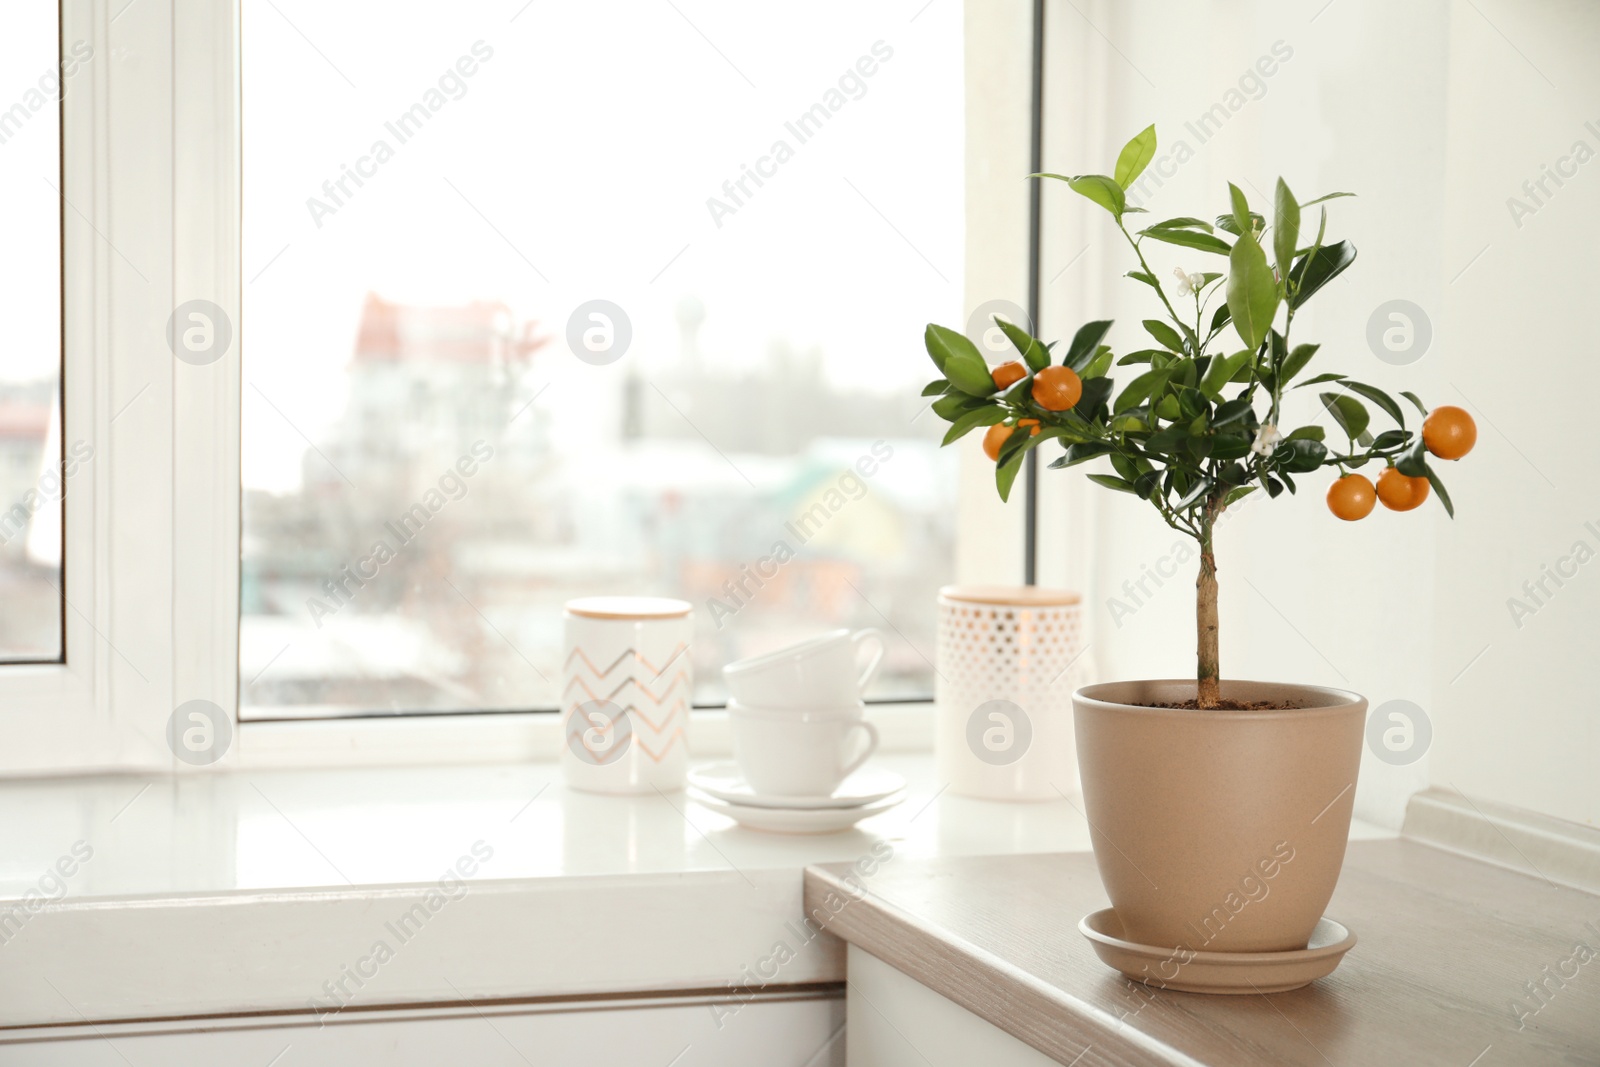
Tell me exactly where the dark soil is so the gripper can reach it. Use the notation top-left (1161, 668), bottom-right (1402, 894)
top-left (1133, 699), bottom-right (1307, 711)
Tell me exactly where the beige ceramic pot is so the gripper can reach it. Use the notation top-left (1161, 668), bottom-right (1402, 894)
top-left (1073, 679), bottom-right (1365, 953)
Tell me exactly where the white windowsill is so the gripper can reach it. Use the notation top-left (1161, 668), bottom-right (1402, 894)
top-left (0, 747), bottom-right (1394, 1031)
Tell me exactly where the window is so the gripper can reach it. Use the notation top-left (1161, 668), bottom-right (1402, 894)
top-left (0, 4), bottom-right (67, 663)
top-left (239, 1), bottom-right (964, 718)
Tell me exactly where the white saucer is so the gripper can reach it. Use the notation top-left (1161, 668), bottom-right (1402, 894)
top-left (688, 787), bottom-right (904, 833)
top-left (1079, 909), bottom-right (1356, 994)
top-left (688, 762), bottom-right (906, 810)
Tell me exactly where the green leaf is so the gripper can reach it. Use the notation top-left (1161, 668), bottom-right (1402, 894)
top-left (996, 317), bottom-right (1051, 373)
top-left (1081, 347), bottom-right (1114, 380)
top-left (1278, 343), bottom-right (1319, 385)
top-left (1174, 479), bottom-right (1212, 511)
top-left (1077, 376), bottom-right (1115, 415)
top-left (1209, 302), bottom-right (1232, 337)
top-left (940, 405), bottom-right (1006, 445)
top-left (1338, 380), bottom-right (1405, 427)
top-left (1113, 124), bottom-right (1158, 189)
top-left (1126, 269), bottom-right (1159, 292)
top-left (1212, 398), bottom-right (1253, 427)
top-left (1396, 434), bottom-right (1428, 477)
top-left (1140, 228), bottom-right (1233, 256)
top-left (1277, 438), bottom-right (1327, 473)
top-left (1117, 349), bottom-right (1163, 366)
top-left (1049, 441), bottom-right (1113, 468)
top-left (1320, 392), bottom-right (1370, 440)
top-left (1034, 173), bottom-right (1126, 217)
top-left (1086, 473), bottom-right (1138, 494)
top-left (1065, 320), bottom-right (1115, 370)
top-left (1114, 367), bottom-right (1170, 413)
top-left (1425, 464), bottom-right (1455, 518)
top-left (997, 421), bottom-right (1036, 463)
top-left (1145, 424), bottom-right (1186, 452)
top-left (1217, 461), bottom-right (1248, 485)
top-left (1293, 372), bottom-right (1346, 389)
top-left (1211, 434), bottom-right (1252, 461)
top-left (946, 358), bottom-right (997, 397)
top-left (1069, 175), bottom-right (1127, 217)
top-left (932, 392), bottom-right (981, 420)
top-left (1143, 319), bottom-right (1185, 353)
top-left (1143, 216), bottom-right (1214, 233)
top-left (1227, 183), bottom-right (1253, 237)
top-left (1215, 211), bottom-right (1265, 237)
top-left (1320, 394), bottom-right (1368, 437)
top-left (921, 379), bottom-right (950, 397)
top-left (1288, 240), bottom-right (1357, 309)
top-left (1224, 485), bottom-right (1257, 507)
top-left (996, 450), bottom-right (1027, 502)
top-left (1370, 430), bottom-right (1408, 450)
top-left (1400, 390), bottom-right (1428, 416)
top-left (1285, 424), bottom-right (1325, 442)
top-left (924, 324), bottom-right (980, 376)
top-left (1301, 191), bottom-right (1355, 207)
top-left (1199, 350), bottom-right (1251, 398)
top-left (1134, 469), bottom-right (1163, 499)
top-left (994, 317), bottom-right (1033, 356)
top-left (1273, 178), bottom-right (1300, 290)
top-left (1226, 232), bottom-right (1279, 353)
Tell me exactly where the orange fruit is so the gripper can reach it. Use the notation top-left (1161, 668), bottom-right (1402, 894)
top-left (1423, 405), bottom-right (1476, 460)
top-left (982, 422), bottom-right (1014, 461)
top-left (1032, 366), bottom-right (1082, 412)
top-left (1017, 418), bottom-right (1042, 436)
top-left (1326, 474), bottom-right (1376, 521)
top-left (1376, 467), bottom-right (1430, 512)
top-left (991, 361), bottom-right (1027, 390)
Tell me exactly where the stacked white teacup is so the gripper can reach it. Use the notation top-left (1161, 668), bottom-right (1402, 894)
top-left (688, 628), bottom-right (907, 832)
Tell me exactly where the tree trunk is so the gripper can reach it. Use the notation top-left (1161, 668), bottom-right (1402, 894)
top-left (1196, 542), bottom-right (1220, 709)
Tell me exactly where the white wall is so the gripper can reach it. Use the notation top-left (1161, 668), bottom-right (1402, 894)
top-left (1030, 0), bottom-right (1598, 828)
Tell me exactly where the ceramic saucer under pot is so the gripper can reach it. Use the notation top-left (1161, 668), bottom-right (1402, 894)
top-left (1078, 909), bottom-right (1356, 994)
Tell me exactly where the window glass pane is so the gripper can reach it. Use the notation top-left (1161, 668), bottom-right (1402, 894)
top-left (0, 7), bottom-right (65, 663)
top-left (241, 1), bottom-right (961, 717)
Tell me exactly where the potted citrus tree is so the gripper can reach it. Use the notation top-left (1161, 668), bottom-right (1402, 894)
top-left (921, 126), bottom-right (1475, 963)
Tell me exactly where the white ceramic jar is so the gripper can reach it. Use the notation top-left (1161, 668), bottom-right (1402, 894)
top-left (562, 596), bottom-right (693, 794)
top-left (935, 585), bottom-right (1085, 800)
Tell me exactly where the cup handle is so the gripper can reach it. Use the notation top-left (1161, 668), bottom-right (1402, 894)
top-left (840, 720), bottom-right (880, 780)
top-left (851, 628), bottom-right (885, 693)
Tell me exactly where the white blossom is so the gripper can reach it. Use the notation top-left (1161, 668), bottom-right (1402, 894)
top-left (1251, 422), bottom-right (1283, 457)
top-left (1170, 267), bottom-right (1205, 295)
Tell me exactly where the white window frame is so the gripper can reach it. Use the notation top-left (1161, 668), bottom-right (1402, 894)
top-left (0, 0), bottom-right (1037, 776)
top-left (0, 0), bottom-right (189, 774)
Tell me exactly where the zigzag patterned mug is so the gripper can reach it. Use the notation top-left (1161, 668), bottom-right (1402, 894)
top-left (562, 596), bottom-right (693, 794)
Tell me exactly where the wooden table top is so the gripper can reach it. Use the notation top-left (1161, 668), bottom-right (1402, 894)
top-left (805, 840), bottom-right (1600, 1066)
